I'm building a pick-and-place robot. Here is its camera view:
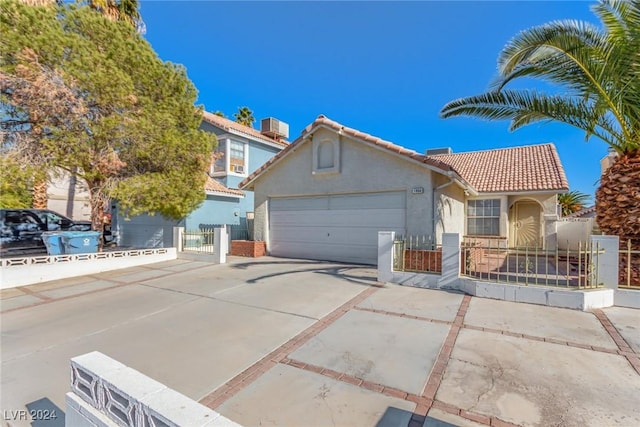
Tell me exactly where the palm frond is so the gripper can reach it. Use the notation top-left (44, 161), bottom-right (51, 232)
top-left (440, 90), bottom-right (626, 151)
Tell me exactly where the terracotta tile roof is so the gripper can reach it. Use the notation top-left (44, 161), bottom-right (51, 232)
top-left (565, 205), bottom-right (596, 218)
top-left (201, 111), bottom-right (288, 147)
top-left (239, 115), bottom-right (569, 194)
top-left (428, 144), bottom-right (569, 193)
top-left (204, 175), bottom-right (244, 197)
top-left (239, 115), bottom-right (459, 190)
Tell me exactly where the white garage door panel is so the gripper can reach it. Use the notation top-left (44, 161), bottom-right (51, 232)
top-left (270, 225), bottom-right (386, 246)
top-left (270, 209), bottom-right (405, 228)
top-left (269, 192), bottom-right (406, 264)
top-left (269, 241), bottom-right (378, 265)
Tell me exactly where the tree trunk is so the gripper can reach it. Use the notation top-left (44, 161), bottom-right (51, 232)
top-left (596, 152), bottom-right (640, 286)
top-left (87, 182), bottom-right (108, 252)
top-left (31, 178), bottom-right (48, 209)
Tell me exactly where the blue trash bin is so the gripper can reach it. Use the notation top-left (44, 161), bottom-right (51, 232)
top-left (60, 231), bottom-right (101, 254)
top-left (42, 232), bottom-right (65, 255)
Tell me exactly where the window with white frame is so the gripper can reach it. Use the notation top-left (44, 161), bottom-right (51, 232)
top-left (229, 141), bottom-right (246, 174)
top-left (467, 199), bottom-right (500, 236)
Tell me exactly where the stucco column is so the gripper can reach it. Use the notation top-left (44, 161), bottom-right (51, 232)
top-left (590, 235), bottom-right (619, 289)
top-left (438, 233), bottom-right (461, 289)
top-left (214, 227), bottom-right (227, 264)
top-left (173, 227), bottom-right (184, 252)
top-left (377, 231), bottom-right (395, 283)
top-left (544, 214), bottom-right (558, 250)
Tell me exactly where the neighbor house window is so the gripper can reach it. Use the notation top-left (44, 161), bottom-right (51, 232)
top-left (467, 199), bottom-right (500, 236)
top-left (212, 140), bottom-right (226, 174)
top-left (229, 141), bottom-right (246, 174)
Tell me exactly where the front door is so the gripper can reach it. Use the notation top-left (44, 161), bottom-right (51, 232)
top-left (511, 201), bottom-right (542, 248)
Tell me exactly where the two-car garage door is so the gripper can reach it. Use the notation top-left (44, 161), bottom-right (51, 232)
top-left (269, 192), bottom-right (406, 265)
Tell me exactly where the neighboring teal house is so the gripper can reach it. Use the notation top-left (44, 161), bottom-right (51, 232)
top-left (186, 111), bottom-right (289, 238)
top-left (113, 111), bottom-right (288, 248)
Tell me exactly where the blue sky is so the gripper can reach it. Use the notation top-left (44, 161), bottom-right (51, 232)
top-left (141, 1), bottom-right (604, 199)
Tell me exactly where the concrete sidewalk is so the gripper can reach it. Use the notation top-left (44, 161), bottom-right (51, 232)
top-left (1, 256), bottom-right (639, 427)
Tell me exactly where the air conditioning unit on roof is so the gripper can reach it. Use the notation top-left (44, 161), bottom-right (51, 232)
top-left (425, 147), bottom-right (452, 155)
top-left (260, 117), bottom-right (289, 140)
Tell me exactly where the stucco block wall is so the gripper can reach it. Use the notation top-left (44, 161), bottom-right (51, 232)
top-left (433, 174), bottom-right (465, 242)
top-left (252, 128), bottom-right (446, 245)
top-left (185, 195), bottom-right (242, 228)
top-left (47, 169), bottom-right (91, 220)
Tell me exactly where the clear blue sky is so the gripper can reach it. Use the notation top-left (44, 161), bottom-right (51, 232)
top-left (140, 0), bottom-right (604, 199)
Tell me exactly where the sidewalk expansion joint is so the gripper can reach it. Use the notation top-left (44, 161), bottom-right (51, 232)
top-left (198, 285), bottom-right (380, 409)
top-left (15, 286), bottom-right (53, 301)
top-left (415, 295), bottom-right (471, 418)
top-left (1, 262), bottom-right (215, 314)
top-left (352, 306), bottom-right (452, 326)
top-left (428, 400), bottom-right (522, 427)
top-left (592, 309), bottom-right (640, 376)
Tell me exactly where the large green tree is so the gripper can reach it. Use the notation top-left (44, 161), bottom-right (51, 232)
top-left (1, 0), bottom-right (214, 232)
top-left (441, 0), bottom-right (639, 242)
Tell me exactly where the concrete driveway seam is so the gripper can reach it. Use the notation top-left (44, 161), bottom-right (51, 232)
top-left (353, 305), bottom-right (452, 326)
top-left (360, 303), bottom-right (629, 360)
top-left (412, 295), bottom-right (521, 427)
top-left (407, 295), bottom-right (471, 425)
top-left (592, 309), bottom-right (640, 375)
top-left (138, 283), bottom-right (320, 321)
top-left (198, 285), bottom-right (382, 409)
top-left (14, 285), bottom-right (53, 301)
top-left (0, 262), bottom-right (216, 314)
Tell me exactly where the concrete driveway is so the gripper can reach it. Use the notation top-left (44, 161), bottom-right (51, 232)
top-left (1, 256), bottom-right (639, 427)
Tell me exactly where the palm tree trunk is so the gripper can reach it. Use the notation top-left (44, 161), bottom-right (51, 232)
top-left (596, 153), bottom-right (640, 286)
top-left (31, 179), bottom-right (48, 209)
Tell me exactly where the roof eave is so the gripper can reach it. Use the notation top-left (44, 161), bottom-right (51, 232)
top-left (205, 190), bottom-right (245, 199)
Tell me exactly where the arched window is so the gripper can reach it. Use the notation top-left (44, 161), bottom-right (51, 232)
top-left (312, 136), bottom-right (340, 175)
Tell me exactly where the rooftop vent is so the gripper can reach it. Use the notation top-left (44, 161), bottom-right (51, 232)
top-left (260, 117), bottom-right (289, 140)
top-left (425, 147), bottom-right (452, 155)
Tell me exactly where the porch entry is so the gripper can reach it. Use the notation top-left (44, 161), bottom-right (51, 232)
top-left (510, 201), bottom-right (542, 248)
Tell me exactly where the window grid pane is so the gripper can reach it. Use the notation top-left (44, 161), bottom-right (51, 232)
top-left (467, 199), bottom-right (500, 236)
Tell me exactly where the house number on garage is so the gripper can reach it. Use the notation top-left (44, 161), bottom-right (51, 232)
top-left (412, 187), bottom-right (424, 194)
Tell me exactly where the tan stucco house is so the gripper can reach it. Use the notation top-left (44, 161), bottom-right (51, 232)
top-left (239, 115), bottom-right (569, 264)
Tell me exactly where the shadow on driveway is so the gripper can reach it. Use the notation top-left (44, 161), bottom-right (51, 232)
top-left (231, 259), bottom-right (379, 286)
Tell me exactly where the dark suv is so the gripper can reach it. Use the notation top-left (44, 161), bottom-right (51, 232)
top-left (0, 209), bottom-right (93, 257)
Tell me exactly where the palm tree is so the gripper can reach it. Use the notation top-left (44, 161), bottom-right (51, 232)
top-left (234, 106), bottom-right (256, 128)
top-left (441, 0), bottom-right (639, 244)
top-left (558, 190), bottom-right (591, 216)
